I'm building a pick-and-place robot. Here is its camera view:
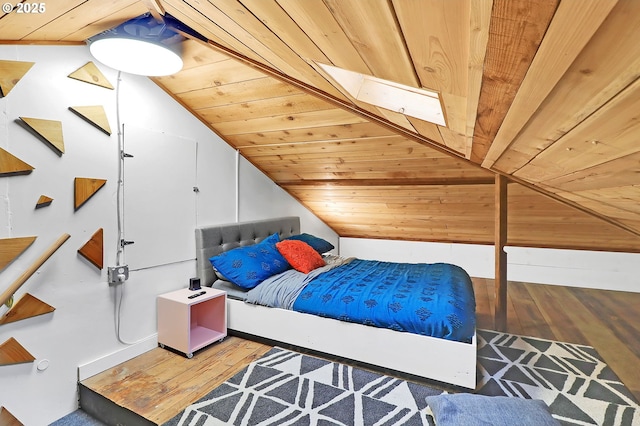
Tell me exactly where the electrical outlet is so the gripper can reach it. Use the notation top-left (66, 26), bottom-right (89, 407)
top-left (108, 265), bottom-right (129, 284)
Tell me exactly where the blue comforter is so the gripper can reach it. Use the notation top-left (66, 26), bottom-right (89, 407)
top-left (247, 257), bottom-right (476, 343)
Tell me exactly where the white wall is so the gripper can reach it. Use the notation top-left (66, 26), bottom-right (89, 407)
top-left (0, 45), bottom-right (335, 425)
top-left (340, 238), bottom-right (640, 293)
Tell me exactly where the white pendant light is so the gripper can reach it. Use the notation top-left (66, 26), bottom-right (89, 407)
top-left (88, 13), bottom-right (184, 77)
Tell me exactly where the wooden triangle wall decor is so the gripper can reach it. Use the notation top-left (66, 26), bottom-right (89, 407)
top-left (69, 105), bottom-right (112, 135)
top-left (68, 61), bottom-right (114, 90)
top-left (0, 147), bottom-right (34, 176)
top-left (0, 293), bottom-right (55, 325)
top-left (0, 337), bottom-right (35, 365)
top-left (74, 177), bottom-right (107, 210)
top-left (0, 236), bottom-right (37, 271)
top-left (35, 195), bottom-right (53, 209)
top-left (0, 406), bottom-right (23, 426)
top-left (78, 228), bottom-right (103, 269)
top-left (19, 117), bottom-right (65, 155)
top-left (0, 59), bottom-right (35, 98)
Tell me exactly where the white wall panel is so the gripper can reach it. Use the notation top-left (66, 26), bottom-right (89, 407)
top-left (123, 125), bottom-right (196, 270)
top-left (340, 238), bottom-right (640, 293)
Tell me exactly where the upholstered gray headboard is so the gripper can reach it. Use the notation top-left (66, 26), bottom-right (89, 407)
top-left (195, 216), bottom-right (301, 286)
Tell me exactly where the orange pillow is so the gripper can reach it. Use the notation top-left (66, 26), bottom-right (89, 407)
top-left (276, 240), bottom-right (326, 273)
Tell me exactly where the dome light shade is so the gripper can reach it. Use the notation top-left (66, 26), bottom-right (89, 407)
top-left (88, 13), bottom-right (184, 77)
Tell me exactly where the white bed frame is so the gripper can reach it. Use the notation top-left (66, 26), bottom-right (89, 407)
top-left (195, 217), bottom-right (477, 389)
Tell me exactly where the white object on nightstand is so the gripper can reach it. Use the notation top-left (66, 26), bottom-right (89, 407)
top-left (157, 287), bottom-right (227, 358)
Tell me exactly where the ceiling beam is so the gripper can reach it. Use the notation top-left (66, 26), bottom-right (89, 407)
top-left (481, 0), bottom-right (619, 169)
top-left (470, 0), bottom-right (559, 164)
top-left (279, 177), bottom-right (497, 187)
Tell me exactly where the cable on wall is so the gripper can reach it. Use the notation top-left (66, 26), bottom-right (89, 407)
top-left (113, 71), bottom-right (146, 346)
top-left (194, 141), bottom-right (199, 225)
top-left (115, 70), bottom-right (125, 267)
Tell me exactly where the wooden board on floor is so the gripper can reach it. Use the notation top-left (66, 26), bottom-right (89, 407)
top-left (81, 336), bottom-right (271, 425)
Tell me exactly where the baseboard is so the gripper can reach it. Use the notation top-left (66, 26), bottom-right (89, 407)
top-left (77, 334), bottom-right (158, 381)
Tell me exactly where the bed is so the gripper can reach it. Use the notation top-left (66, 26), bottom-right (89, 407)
top-left (195, 216), bottom-right (477, 389)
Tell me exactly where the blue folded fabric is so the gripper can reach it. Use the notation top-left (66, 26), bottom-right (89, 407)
top-left (425, 394), bottom-right (560, 426)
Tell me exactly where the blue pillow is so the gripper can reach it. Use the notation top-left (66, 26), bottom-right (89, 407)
top-left (209, 233), bottom-right (290, 289)
top-left (285, 233), bottom-right (334, 254)
top-left (425, 394), bottom-right (559, 426)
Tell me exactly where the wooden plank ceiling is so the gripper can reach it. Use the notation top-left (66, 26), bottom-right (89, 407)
top-left (2, 0), bottom-right (640, 253)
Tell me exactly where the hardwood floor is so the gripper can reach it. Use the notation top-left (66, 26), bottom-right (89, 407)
top-left (81, 279), bottom-right (640, 424)
top-left (474, 278), bottom-right (640, 402)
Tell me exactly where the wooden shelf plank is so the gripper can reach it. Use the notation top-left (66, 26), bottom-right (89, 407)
top-left (0, 406), bottom-right (23, 426)
top-left (68, 61), bottom-right (114, 89)
top-left (81, 337), bottom-right (270, 424)
top-left (0, 59), bottom-right (34, 98)
top-left (0, 147), bottom-right (34, 176)
top-left (19, 117), bottom-right (65, 155)
top-left (74, 177), bottom-right (106, 210)
top-left (35, 195), bottom-right (53, 209)
top-left (78, 228), bottom-right (103, 270)
top-left (0, 337), bottom-right (35, 366)
top-left (0, 236), bottom-right (36, 271)
top-left (69, 105), bottom-right (112, 135)
top-left (0, 293), bottom-right (55, 325)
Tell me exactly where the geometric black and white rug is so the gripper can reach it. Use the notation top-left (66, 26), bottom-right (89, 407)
top-left (476, 329), bottom-right (639, 426)
top-left (164, 346), bottom-right (443, 425)
top-left (164, 330), bottom-right (639, 426)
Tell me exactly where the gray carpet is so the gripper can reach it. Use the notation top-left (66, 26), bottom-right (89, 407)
top-left (49, 409), bottom-right (106, 426)
top-left (164, 347), bottom-right (443, 426)
top-left (165, 331), bottom-right (640, 426)
top-left (475, 329), bottom-right (639, 425)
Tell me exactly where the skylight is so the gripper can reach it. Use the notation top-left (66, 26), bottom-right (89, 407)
top-left (317, 62), bottom-right (446, 126)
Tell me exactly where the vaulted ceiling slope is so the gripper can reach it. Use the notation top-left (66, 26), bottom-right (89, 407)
top-left (2, 0), bottom-right (640, 253)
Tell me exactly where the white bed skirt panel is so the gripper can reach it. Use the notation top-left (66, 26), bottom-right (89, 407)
top-left (226, 298), bottom-right (477, 389)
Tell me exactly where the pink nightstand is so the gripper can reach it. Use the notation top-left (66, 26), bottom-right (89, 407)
top-left (157, 287), bottom-right (227, 358)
